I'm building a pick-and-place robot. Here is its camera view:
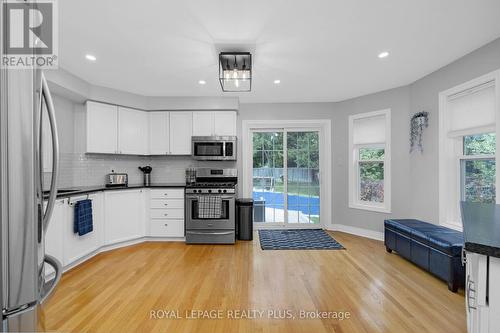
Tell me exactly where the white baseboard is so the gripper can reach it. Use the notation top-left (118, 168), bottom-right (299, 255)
top-left (326, 224), bottom-right (384, 241)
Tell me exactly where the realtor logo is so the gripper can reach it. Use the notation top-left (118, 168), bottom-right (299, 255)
top-left (2, 0), bottom-right (58, 68)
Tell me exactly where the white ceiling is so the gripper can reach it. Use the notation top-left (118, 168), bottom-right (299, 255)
top-left (59, 0), bottom-right (500, 103)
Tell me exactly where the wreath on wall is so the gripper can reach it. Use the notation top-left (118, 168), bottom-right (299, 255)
top-left (410, 111), bottom-right (429, 153)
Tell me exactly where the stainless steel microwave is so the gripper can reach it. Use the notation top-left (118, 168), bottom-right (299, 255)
top-left (192, 136), bottom-right (237, 161)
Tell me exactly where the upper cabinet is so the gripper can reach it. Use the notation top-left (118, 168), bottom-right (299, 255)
top-left (149, 112), bottom-right (170, 155)
top-left (169, 112), bottom-right (193, 155)
top-left (118, 106), bottom-right (148, 155)
top-left (214, 111), bottom-right (237, 136)
top-left (85, 101), bottom-right (235, 156)
top-left (192, 112), bottom-right (213, 136)
top-left (192, 111), bottom-right (236, 137)
top-left (86, 101), bottom-right (119, 154)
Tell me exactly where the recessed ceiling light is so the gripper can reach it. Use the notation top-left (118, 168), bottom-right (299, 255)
top-left (378, 51), bottom-right (389, 59)
top-left (85, 54), bottom-right (97, 61)
top-left (198, 80), bottom-right (206, 85)
top-left (274, 79), bottom-right (281, 84)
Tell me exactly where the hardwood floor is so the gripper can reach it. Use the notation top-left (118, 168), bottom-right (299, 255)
top-left (40, 232), bottom-right (467, 333)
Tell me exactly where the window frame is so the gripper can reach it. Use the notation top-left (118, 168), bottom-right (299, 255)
top-left (348, 109), bottom-right (392, 213)
top-left (438, 70), bottom-right (500, 231)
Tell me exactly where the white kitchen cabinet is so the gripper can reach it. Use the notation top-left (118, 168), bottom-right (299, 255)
top-left (465, 252), bottom-right (500, 333)
top-left (118, 106), bottom-right (149, 155)
top-left (149, 189), bottom-right (185, 238)
top-left (44, 199), bottom-right (65, 276)
top-left (63, 193), bottom-right (104, 266)
top-left (192, 111), bottom-right (237, 137)
top-left (192, 112), bottom-right (214, 136)
top-left (213, 111), bottom-right (237, 136)
top-left (86, 101), bottom-right (119, 154)
top-left (169, 112), bottom-right (192, 155)
top-left (466, 252), bottom-right (489, 333)
top-left (149, 112), bottom-right (169, 155)
top-left (488, 257), bottom-right (500, 331)
top-left (104, 190), bottom-right (146, 244)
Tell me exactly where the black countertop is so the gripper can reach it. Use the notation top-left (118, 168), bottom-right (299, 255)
top-left (461, 202), bottom-right (500, 258)
top-left (44, 183), bottom-right (186, 200)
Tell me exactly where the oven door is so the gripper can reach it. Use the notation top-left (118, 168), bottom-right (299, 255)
top-left (192, 141), bottom-right (225, 160)
top-left (185, 194), bottom-right (235, 229)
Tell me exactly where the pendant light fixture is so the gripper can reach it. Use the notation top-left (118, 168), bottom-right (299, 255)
top-left (219, 52), bottom-right (252, 92)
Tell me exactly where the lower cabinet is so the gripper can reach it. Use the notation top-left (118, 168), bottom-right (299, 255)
top-left (63, 193), bottom-right (104, 266)
top-left (44, 199), bottom-right (65, 275)
top-left (465, 252), bottom-right (500, 333)
top-left (104, 189), bottom-right (146, 244)
top-left (149, 189), bottom-right (185, 237)
top-left (45, 192), bottom-right (105, 272)
top-left (45, 188), bottom-right (184, 275)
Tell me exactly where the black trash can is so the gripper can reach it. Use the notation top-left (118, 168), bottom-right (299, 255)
top-left (236, 199), bottom-right (253, 241)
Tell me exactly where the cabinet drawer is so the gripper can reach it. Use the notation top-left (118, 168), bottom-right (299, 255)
top-left (150, 189), bottom-right (184, 199)
top-left (150, 208), bottom-right (184, 219)
top-left (150, 199), bottom-right (184, 209)
top-left (149, 220), bottom-right (184, 237)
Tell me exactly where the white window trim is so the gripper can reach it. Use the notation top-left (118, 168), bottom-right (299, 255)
top-left (438, 69), bottom-right (500, 231)
top-left (348, 109), bottom-right (392, 213)
top-left (241, 119), bottom-right (332, 229)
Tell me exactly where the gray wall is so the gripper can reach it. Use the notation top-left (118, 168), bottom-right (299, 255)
top-left (238, 86), bottom-right (411, 233)
top-left (409, 38), bottom-right (500, 224)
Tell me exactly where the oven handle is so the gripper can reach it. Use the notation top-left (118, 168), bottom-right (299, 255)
top-left (186, 195), bottom-right (235, 200)
top-left (186, 231), bottom-right (234, 236)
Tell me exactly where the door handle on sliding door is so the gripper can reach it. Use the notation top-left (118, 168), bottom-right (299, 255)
top-left (40, 72), bottom-right (59, 232)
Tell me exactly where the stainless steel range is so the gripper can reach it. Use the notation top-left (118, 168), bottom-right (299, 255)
top-left (185, 168), bottom-right (237, 244)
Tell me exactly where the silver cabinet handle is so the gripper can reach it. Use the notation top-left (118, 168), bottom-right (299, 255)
top-left (466, 275), bottom-right (477, 312)
top-left (40, 72), bottom-right (59, 232)
top-left (40, 254), bottom-right (62, 304)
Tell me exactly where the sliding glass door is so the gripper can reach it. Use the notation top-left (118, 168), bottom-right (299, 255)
top-left (252, 129), bottom-right (320, 226)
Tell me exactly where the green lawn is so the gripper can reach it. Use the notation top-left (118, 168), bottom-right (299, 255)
top-left (272, 181), bottom-right (320, 197)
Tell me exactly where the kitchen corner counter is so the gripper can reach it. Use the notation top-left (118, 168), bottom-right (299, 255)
top-left (44, 183), bottom-right (186, 200)
top-left (461, 202), bottom-right (500, 258)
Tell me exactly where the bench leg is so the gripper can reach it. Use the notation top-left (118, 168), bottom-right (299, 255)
top-left (385, 246), bottom-right (392, 253)
top-left (448, 281), bottom-right (458, 293)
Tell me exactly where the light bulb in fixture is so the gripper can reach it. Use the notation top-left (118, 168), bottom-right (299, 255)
top-left (378, 51), bottom-right (389, 59)
top-left (274, 79), bottom-right (281, 84)
top-left (198, 80), bottom-right (206, 85)
top-left (85, 54), bottom-right (97, 61)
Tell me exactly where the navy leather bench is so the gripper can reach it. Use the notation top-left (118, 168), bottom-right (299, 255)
top-left (384, 219), bottom-right (465, 292)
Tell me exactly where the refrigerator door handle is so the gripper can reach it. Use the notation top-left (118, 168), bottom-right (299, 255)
top-left (40, 72), bottom-right (59, 231)
top-left (39, 254), bottom-right (62, 304)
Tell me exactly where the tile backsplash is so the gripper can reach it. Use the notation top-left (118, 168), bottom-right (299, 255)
top-left (43, 153), bottom-right (236, 189)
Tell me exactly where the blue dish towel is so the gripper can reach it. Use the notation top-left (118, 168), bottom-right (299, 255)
top-left (74, 199), bottom-right (93, 236)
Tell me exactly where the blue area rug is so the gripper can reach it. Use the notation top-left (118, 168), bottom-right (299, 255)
top-left (258, 229), bottom-right (345, 250)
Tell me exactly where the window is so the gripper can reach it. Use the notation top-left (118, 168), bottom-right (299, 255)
top-left (349, 109), bottom-right (391, 213)
top-left (439, 70), bottom-right (500, 230)
top-left (358, 147), bottom-right (385, 203)
top-left (460, 133), bottom-right (496, 203)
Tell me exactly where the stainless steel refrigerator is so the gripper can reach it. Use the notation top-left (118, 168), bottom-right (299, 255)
top-left (1, 1), bottom-right (61, 330)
